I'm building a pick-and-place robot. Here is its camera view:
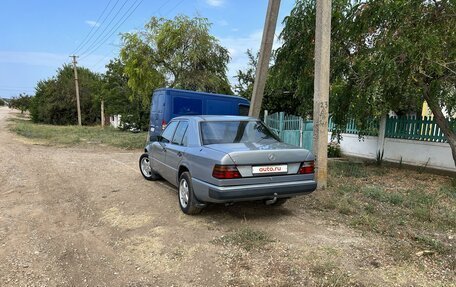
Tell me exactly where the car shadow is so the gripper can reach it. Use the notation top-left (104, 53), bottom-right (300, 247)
top-left (153, 179), bottom-right (295, 220)
top-left (201, 200), bottom-right (294, 221)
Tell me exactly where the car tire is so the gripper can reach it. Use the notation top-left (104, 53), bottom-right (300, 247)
top-left (139, 153), bottom-right (160, 181)
top-left (264, 198), bottom-right (288, 206)
top-left (178, 172), bottom-right (203, 215)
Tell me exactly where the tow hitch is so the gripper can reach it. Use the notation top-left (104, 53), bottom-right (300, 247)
top-left (264, 193), bottom-right (279, 205)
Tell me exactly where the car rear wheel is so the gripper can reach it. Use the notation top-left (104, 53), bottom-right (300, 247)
top-left (178, 172), bottom-right (203, 215)
top-left (139, 153), bottom-right (160, 181)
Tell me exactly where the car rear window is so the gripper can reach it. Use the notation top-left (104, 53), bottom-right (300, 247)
top-left (161, 121), bottom-right (178, 143)
top-left (200, 121), bottom-right (280, 145)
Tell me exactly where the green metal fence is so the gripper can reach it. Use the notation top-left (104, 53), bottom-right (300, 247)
top-left (264, 112), bottom-right (313, 151)
top-left (385, 116), bottom-right (454, 143)
top-left (265, 112), bottom-right (455, 147)
top-left (328, 117), bottom-right (379, 136)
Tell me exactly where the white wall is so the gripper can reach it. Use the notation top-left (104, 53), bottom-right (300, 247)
top-left (329, 133), bottom-right (378, 159)
top-left (329, 132), bottom-right (456, 172)
top-left (383, 138), bottom-right (455, 171)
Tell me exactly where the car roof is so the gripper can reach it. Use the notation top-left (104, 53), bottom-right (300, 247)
top-left (172, 115), bottom-right (257, 122)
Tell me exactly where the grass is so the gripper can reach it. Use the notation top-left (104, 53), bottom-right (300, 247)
top-left (9, 118), bottom-right (147, 149)
top-left (310, 261), bottom-right (352, 287)
top-left (306, 160), bottom-right (456, 259)
top-left (329, 160), bottom-right (368, 178)
top-left (212, 227), bottom-right (274, 251)
top-left (363, 186), bottom-right (405, 205)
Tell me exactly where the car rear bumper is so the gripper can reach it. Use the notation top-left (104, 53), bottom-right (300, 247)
top-left (192, 178), bottom-right (317, 203)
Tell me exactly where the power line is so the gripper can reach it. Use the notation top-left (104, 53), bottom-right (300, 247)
top-left (72, 0), bottom-right (116, 55)
top-left (163, 0), bottom-right (185, 16)
top-left (91, 46), bottom-right (119, 70)
top-left (78, 0), bottom-right (133, 58)
top-left (81, 0), bottom-right (184, 69)
top-left (80, 0), bottom-right (176, 63)
top-left (79, 0), bottom-right (146, 61)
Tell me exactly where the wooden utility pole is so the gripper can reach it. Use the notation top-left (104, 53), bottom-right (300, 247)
top-left (249, 0), bottom-right (281, 118)
top-left (313, 0), bottom-right (332, 189)
top-left (70, 55), bottom-right (82, 126)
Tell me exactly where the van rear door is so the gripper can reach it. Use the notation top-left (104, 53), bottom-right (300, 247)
top-left (150, 91), bottom-right (165, 141)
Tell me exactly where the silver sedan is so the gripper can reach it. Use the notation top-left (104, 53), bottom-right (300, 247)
top-left (139, 116), bottom-right (317, 214)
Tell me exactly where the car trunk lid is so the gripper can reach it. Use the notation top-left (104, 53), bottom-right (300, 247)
top-left (206, 142), bottom-right (310, 165)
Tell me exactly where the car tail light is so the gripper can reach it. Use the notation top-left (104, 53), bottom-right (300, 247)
top-left (212, 165), bottom-right (242, 179)
top-left (299, 161), bottom-right (314, 174)
top-left (161, 119), bottom-right (167, 130)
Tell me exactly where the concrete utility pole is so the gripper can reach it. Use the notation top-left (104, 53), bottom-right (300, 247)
top-left (70, 55), bottom-right (82, 126)
top-left (249, 0), bottom-right (281, 118)
top-left (313, 0), bottom-right (332, 189)
top-left (101, 99), bottom-right (105, 127)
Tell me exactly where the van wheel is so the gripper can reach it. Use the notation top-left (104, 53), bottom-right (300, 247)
top-left (139, 153), bottom-right (160, 180)
top-left (178, 172), bottom-right (203, 215)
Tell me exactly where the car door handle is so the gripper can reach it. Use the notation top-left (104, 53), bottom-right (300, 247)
top-left (177, 151), bottom-right (183, 157)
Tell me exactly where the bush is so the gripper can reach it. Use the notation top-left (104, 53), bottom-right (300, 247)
top-left (0, 98), bottom-right (5, 106)
top-left (328, 141), bottom-right (341, 157)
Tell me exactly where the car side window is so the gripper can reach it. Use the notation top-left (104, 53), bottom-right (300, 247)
top-left (161, 121), bottom-right (178, 143)
top-left (172, 121), bottom-right (189, 146)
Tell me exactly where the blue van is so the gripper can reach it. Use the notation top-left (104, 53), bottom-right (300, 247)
top-left (148, 88), bottom-right (250, 141)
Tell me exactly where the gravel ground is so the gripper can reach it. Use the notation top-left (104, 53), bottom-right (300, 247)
top-left (0, 107), bottom-right (453, 287)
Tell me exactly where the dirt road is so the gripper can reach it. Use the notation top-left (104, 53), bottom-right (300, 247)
top-left (0, 107), bottom-right (451, 286)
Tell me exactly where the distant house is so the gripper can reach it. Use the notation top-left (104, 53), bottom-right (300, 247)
top-left (110, 115), bottom-right (122, 128)
top-left (421, 101), bottom-right (456, 119)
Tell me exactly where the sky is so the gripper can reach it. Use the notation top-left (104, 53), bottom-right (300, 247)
top-left (0, 0), bottom-right (295, 98)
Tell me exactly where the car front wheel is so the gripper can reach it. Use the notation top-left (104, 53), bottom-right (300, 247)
top-left (139, 153), bottom-right (160, 181)
top-left (178, 172), bottom-right (203, 215)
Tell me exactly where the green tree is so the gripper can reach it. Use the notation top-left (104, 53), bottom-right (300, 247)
top-left (102, 58), bottom-right (132, 116)
top-left (234, 50), bottom-right (257, 100)
top-left (101, 58), bottom-right (150, 130)
top-left (120, 15), bottom-right (232, 97)
top-left (270, 0), bottom-right (356, 119)
top-left (31, 65), bottom-right (103, 125)
top-left (9, 94), bottom-right (33, 113)
top-left (0, 98), bottom-right (5, 106)
top-left (353, 0), bottom-right (456, 164)
top-left (234, 50), bottom-right (297, 114)
top-left (269, 0), bottom-right (456, 165)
